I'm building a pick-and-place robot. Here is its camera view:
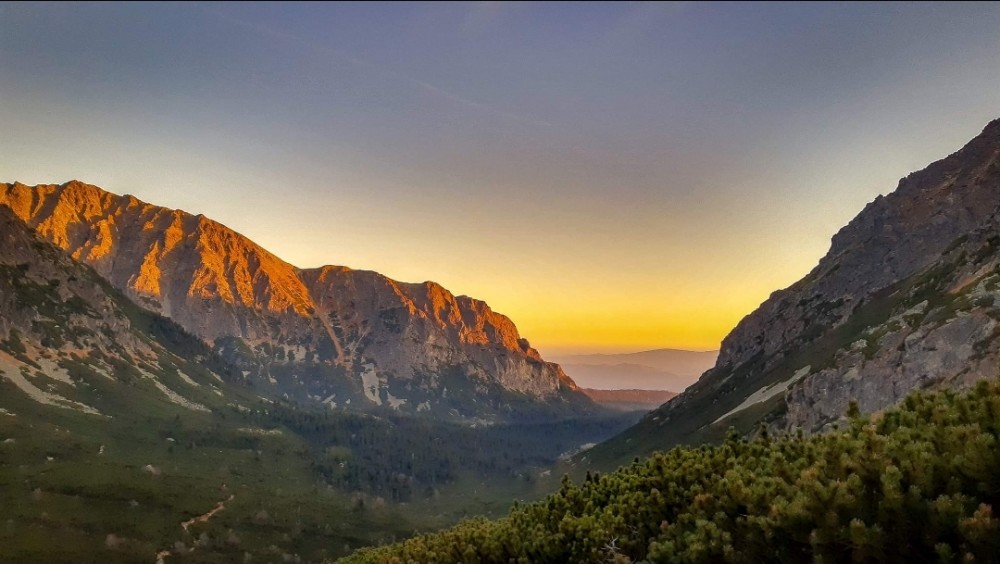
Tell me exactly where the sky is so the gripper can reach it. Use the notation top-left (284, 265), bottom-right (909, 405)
top-left (3, 2), bottom-right (1000, 356)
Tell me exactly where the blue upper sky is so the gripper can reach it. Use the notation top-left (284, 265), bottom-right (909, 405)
top-left (3, 2), bottom-right (1000, 354)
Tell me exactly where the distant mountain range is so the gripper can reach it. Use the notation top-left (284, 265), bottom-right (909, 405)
top-left (579, 388), bottom-right (677, 411)
top-left (551, 349), bottom-right (717, 391)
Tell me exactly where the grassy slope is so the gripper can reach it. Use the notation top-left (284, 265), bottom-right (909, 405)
top-left (0, 379), bottom-right (638, 563)
top-left (0, 379), bottom-right (411, 563)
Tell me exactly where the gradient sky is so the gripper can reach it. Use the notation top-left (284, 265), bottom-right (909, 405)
top-left (3, 2), bottom-right (1000, 355)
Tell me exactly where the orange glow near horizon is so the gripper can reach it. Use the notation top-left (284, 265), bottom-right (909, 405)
top-left (486, 276), bottom-right (797, 356)
top-left (314, 237), bottom-right (827, 358)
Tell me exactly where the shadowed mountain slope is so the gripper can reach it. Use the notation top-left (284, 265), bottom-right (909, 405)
top-left (585, 118), bottom-right (1000, 467)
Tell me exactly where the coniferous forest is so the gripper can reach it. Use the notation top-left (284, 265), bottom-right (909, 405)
top-left (342, 380), bottom-right (1000, 563)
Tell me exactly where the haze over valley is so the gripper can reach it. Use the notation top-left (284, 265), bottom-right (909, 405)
top-left (552, 348), bottom-right (718, 391)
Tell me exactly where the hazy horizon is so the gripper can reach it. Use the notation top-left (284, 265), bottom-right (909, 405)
top-left (546, 345), bottom-right (719, 357)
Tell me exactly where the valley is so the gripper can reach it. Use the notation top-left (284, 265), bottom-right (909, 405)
top-left (0, 385), bottom-right (637, 562)
top-left (4, 4), bottom-right (1000, 562)
top-left (6, 118), bottom-right (1000, 561)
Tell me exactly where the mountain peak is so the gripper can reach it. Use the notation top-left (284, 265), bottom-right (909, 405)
top-left (981, 116), bottom-right (1000, 134)
top-left (590, 118), bottom-right (1000, 464)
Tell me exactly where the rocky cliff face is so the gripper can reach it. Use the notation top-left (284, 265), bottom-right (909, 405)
top-left (780, 205), bottom-right (1000, 433)
top-left (722, 118), bottom-right (1000, 432)
top-left (300, 266), bottom-right (574, 398)
top-left (0, 181), bottom-right (583, 418)
top-left (584, 118), bottom-right (1000, 466)
top-left (719, 118), bottom-right (1000, 373)
top-left (0, 181), bottom-right (319, 342)
top-left (0, 205), bottom-right (236, 417)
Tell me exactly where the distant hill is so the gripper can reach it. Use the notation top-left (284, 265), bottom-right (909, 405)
top-left (552, 349), bottom-right (718, 376)
top-left (551, 349), bottom-right (717, 391)
top-left (579, 388), bottom-right (677, 411)
top-left (558, 363), bottom-right (686, 391)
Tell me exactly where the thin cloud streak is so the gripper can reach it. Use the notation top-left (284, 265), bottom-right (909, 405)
top-left (199, 3), bottom-right (553, 129)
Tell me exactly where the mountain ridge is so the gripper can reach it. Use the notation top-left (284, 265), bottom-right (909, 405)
top-left (583, 117), bottom-right (1000, 466)
top-left (0, 180), bottom-right (586, 419)
top-left (719, 117), bottom-right (1000, 372)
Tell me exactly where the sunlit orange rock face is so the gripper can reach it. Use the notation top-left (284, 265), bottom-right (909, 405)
top-left (0, 181), bottom-right (314, 342)
top-left (301, 266), bottom-right (576, 395)
top-left (0, 181), bottom-right (576, 402)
